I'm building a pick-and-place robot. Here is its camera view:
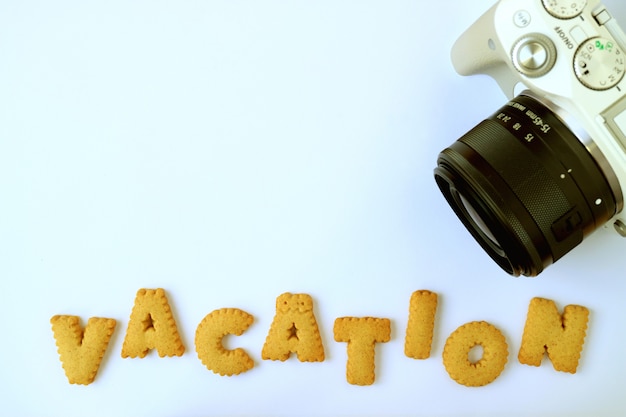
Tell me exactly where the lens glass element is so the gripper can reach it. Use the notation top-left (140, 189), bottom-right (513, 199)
top-left (457, 192), bottom-right (502, 252)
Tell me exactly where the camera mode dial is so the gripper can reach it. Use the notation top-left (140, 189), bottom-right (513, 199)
top-left (542, 0), bottom-right (587, 19)
top-left (574, 37), bottom-right (625, 90)
top-left (512, 34), bottom-right (557, 78)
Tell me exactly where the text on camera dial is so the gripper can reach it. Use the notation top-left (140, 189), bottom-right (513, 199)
top-left (542, 0), bottom-right (587, 19)
top-left (574, 37), bottom-right (626, 90)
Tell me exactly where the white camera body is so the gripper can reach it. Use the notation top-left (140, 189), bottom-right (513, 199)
top-left (451, 0), bottom-right (626, 236)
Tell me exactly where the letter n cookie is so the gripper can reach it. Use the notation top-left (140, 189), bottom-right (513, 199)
top-left (518, 297), bottom-right (589, 373)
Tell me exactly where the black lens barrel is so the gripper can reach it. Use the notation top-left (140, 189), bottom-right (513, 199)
top-left (434, 94), bottom-right (617, 276)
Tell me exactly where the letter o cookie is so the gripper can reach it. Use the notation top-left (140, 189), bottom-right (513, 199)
top-left (442, 321), bottom-right (508, 387)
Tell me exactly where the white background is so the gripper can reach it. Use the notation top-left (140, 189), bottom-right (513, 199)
top-left (2, 0), bottom-right (626, 416)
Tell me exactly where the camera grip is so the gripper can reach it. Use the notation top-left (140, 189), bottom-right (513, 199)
top-left (451, 4), bottom-right (518, 98)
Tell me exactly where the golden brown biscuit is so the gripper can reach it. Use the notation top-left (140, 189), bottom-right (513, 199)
top-left (50, 315), bottom-right (117, 385)
top-left (518, 297), bottom-right (589, 373)
top-left (121, 288), bottom-right (185, 358)
top-left (404, 290), bottom-right (438, 359)
top-left (261, 293), bottom-right (325, 362)
top-left (442, 321), bottom-right (508, 387)
top-left (195, 308), bottom-right (255, 376)
top-left (333, 317), bottom-right (391, 386)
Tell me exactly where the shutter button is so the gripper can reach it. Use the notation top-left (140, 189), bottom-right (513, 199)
top-left (512, 34), bottom-right (557, 78)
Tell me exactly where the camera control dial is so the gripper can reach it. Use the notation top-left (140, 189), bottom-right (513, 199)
top-left (542, 0), bottom-right (587, 19)
top-left (574, 37), bottom-right (625, 90)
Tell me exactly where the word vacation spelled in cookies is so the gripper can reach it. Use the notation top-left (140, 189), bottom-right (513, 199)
top-left (50, 289), bottom-right (589, 387)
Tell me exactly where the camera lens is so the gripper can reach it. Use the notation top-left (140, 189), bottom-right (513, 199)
top-left (434, 94), bottom-right (618, 276)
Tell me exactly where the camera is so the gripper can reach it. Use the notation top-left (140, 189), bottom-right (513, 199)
top-left (434, 0), bottom-right (626, 276)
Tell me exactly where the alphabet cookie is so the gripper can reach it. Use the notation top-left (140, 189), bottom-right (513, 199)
top-left (334, 317), bottom-right (391, 386)
top-left (121, 288), bottom-right (185, 358)
top-left (262, 293), bottom-right (325, 362)
top-left (405, 290), bottom-right (438, 359)
top-left (50, 315), bottom-right (117, 385)
top-left (442, 321), bottom-right (508, 387)
top-left (195, 308), bottom-right (255, 376)
top-left (518, 297), bottom-right (589, 373)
